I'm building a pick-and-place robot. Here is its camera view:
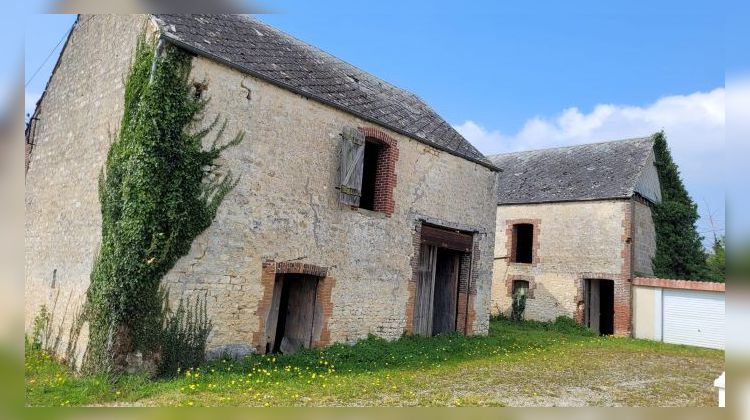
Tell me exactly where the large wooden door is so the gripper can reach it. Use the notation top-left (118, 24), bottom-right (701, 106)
top-left (587, 279), bottom-right (601, 334)
top-left (414, 224), bottom-right (474, 337)
top-left (413, 244), bottom-right (437, 336)
top-left (432, 249), bottom-right (459, 335)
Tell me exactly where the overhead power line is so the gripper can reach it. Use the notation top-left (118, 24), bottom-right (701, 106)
top-left (24, 25), bottom-right (73, 88)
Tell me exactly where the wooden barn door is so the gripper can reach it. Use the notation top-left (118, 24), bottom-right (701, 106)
top-left (413, 224), bottom-right (473, 336)
top-left (432, 249), bottom-right (460, 335)
top-left (413, 244), bottom-right (437, 336)
top-left (585, 279), bottom-right (601, 334)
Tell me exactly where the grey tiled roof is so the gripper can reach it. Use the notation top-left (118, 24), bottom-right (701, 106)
top-left (153, 14), bottom-right (496, 170)
top-left (488, 137), bottom-right (656, 204)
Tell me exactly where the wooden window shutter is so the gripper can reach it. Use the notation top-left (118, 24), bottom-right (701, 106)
top-left (338, 126), bottom-right (365, 206)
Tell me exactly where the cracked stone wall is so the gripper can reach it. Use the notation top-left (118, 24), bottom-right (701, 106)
top-left (25, 14), bottom-right (498, 360)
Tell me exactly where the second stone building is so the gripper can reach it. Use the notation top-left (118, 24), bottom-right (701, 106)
top-left (488, 137), bottom-right (661, 336)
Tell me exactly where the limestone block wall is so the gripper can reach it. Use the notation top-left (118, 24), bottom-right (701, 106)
top-left (25, 15), bottom-right (152, 362)
top-left (633, 199), bottom-right (656, 276)
top-left (25, 14), bottom-right (498, 361)
top-left (491, 199), bottom-right (631, 332)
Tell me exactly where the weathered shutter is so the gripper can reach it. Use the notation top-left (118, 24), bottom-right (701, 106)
top-left (338, 126), bottom-right (365, 206)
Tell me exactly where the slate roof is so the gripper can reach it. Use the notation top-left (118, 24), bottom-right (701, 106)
top-left (488, 137), bottom-right (657, 204)
top-left (153, 14), bottom-right (496, 170)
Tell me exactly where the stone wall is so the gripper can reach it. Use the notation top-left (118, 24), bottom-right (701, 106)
top-left (633, 198), bottom-right (656, 276)
top-left (25, 15), bottom-right (498, 361)
top-left (24, 15), bottom-right (152, 365)
top-left (491, 199), bottom-right (633, 334)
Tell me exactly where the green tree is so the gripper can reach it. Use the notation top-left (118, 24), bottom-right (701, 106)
top-left (83, 36), bottom-right (242, 375)
top-left (651, 131), bottom-right (710, 280)
top-left (706, 236), bottom-right (726, 282)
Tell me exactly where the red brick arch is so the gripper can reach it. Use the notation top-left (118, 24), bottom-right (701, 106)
top-left (505, 275), bottom-right (536, 298)
top-left (505, 219), bottom-right (541, 265)
top-left (253, 260), bottom-right (335, 352)
top-left (358, 126), bottom-right (399, 216)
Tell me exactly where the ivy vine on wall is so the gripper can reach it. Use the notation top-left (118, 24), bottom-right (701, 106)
top-left (82, 33), bottom-right (243, 376)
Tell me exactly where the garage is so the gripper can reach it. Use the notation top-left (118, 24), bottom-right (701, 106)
top-left (633, 277), bottom-right (725, 350)
top-left (663, 288), bottom-right (725, 349)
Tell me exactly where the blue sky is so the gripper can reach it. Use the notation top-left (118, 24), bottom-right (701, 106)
top-left (258, 2), bottom-right (723, 132)
top-left (21, 2), bottom-right (736, 247)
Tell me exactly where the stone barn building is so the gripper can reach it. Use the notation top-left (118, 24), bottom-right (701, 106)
top-left (488, 137), bottom-right (661, 336)
top-left (25, 14), bottom-right (499, 361)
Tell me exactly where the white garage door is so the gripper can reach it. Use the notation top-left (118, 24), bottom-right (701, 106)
top-left (663, 288), bottom-right (725, 349)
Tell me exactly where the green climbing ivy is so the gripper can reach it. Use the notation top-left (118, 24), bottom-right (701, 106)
top-left (83, 34), bottom-right (242, 375)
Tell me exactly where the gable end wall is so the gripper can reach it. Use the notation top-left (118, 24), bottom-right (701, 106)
top-left (25, 16), bottom-right (498, 361)
top-left (25, 15), bottom-right (152, 365)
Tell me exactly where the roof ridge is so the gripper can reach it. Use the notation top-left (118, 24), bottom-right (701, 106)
top-left (244, 15), bottom-right (425, 103)
top-left (492, 134), bottom-right (658, 204)
top-left (153, 14), bottom-right (497, 170)
top-left (487, 135), bottom-right (654, 160)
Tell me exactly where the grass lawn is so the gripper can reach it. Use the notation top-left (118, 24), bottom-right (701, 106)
top-left (25, 317), bottom-right (724, 407)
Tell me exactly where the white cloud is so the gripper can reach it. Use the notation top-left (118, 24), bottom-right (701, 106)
top-left (455, 88), bottom-right (724, 157)
top-left (454, 87), bottom-right (727, 244)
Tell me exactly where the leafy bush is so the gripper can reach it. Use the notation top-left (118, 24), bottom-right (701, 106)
top-left (550, 316), bottom-right (593, 335)
top-left (510, 293), bottom-right (526, 322)
top-left (507, 316), bottom-right (594, 336)
top-left (31, 305), bottom-right (51, 351)
top-left (158, 292), bottom-right (213, 377)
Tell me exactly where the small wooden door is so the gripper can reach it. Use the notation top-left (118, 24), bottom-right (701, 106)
top-left (283, 276), bottom-right (318, 349)
top-left (267, 274), bottom-right (319, 353)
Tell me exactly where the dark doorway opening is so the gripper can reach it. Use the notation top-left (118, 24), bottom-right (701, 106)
top-left (359, 139), bottom-right (382, 211)
top-left (512, 223), bottom-right (534, 263)
top-left (585, 279), bottom-right (614, 335)
top-left (269, 274), bottom-right (319, 354)
top-left (599, 280), bottom-right (614, 335)
top-left (431, 248), bottom-right (460, 335)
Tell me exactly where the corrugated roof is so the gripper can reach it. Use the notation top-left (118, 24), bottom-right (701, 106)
top-left (488, 137), bottom-right (657, 204)
top-left (153, 14), bottom-right (496, 170)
